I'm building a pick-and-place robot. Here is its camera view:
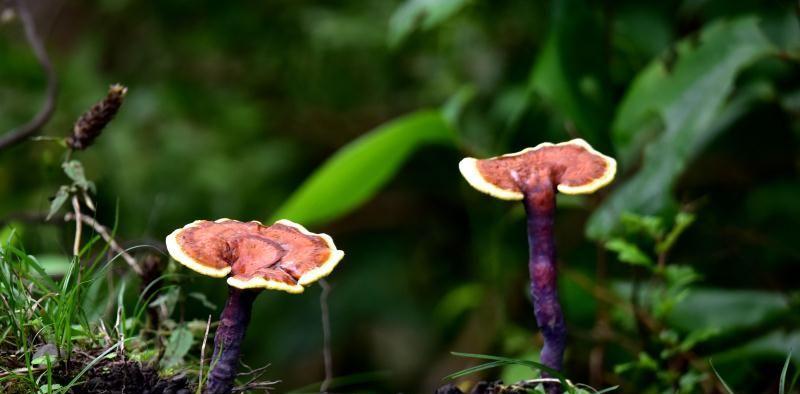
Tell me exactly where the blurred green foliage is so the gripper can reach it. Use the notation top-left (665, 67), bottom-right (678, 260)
top-left (273, 109), bottom-right (453, 226)
top-left (2, 0), bottom-right (800, 392)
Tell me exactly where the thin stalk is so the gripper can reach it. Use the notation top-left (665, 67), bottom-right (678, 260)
top-left (199, 314), bottom-right (212, 391)
top-left (71, 195), bottom-right (82, 258)
top-left (522, 172), bottom-right (566, 394)
top-left (205, 286), bottom-right (259, 394)
top-left (0, 0), bottom-right (58, 150)
top-left (319, 279), bottom-right (333, 393)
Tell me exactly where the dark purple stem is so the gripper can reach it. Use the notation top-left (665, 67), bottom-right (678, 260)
top-left (523, 173), bottom-right (566, 392)
top-left (205, 286), bottom-right (259, 394)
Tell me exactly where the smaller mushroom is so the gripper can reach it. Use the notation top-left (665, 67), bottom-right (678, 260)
top-left (459, 139), bottom-right (615, 387)
top-left (166, 219), bottom-right (344, 394)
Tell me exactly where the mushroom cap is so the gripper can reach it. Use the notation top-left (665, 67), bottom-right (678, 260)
top-left (165, 218), bottom-right (344, 293)
top-left (458, 139), bottom-right (616, 200)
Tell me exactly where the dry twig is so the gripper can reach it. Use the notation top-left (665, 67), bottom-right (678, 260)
top-left (231, 381), bottom-right (278, 393)
top-left (199, 314), bottom-right (212, 391)
top-left (319, 279), bottom-right (333, 393)
top-left (233, 362), bottom-right (277, 393)
top-left (63, 212), bottom-right (143, 275)
top-left (0, 0), bottom-right (58, 150)
top-left (71, 195), bottom-right (82, 257)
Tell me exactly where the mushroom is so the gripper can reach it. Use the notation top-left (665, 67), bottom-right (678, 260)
top-left (166, 218), bottom-right (344, 394)
top-left (458, 139), bottom-right (615, 378)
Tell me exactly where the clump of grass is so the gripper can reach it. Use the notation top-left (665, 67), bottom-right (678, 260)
top-left (0, 228), bottom-right (201, 393)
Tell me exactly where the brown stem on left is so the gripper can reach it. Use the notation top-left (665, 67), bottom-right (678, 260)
top-left (0, 0), bottom-right (58, 151)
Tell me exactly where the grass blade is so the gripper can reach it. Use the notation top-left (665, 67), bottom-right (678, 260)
top-left (780, 351), bottom-right (793, 394)
top-left (62, 338), bottom-right (132, 391)
top-left (444, 360), bottom-right (508, 380)
top-left (450, 352), bottom-right (566, 380)
top-left (709, 359), bottom-right (734, 394)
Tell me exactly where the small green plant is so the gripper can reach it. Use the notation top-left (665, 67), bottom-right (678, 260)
top-left (602, 210), bottom-right (717, 392)
top-left (0, 229), bottom-right (107, 392)
top-left (0, 206), bottom-right (213, 393)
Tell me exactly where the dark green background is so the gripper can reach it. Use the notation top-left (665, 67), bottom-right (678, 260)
top-left (2, 0), bottom-right (799, 392)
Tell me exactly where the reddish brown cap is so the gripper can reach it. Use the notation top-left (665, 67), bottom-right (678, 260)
top-left (165, 219), bottom-right (344, 293)
top-left (459, 139), bottom-right (616, 200)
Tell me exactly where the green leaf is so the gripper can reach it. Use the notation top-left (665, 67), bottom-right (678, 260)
top-left (38, 384), bottom-right (62, 394)
top-left (677, 369), bottom-right (707, 394)
top-left (442, 85), bottom-right (477, 128)
top-left (529, 0), bottom-right (611, 143)
top-left (31, 254), bottom-right (72, 277)
top-left (271, 110), bottom-right (452, 226)
top-left (661, 265), bottom-right (700, 289)
top-left (656, 212), bottom-right (696, 254)
top-left (713, 331), bottom-right (800, 367)
top-left (619, 212), bottom-right (664, 240)
top-left (62, 160), bottom-right (94, 192)
top-left (615, 352), bottom-right (659, 376)
top-left (672, 328), bottom-right (720, 355)
top-left (149, 287), bottom-right (180, 317)
top-left (31, 354), bottom-right (56, 366)
top-left (47, 186), bottom-right (70, 221)
top-left (604, 238), bottom-right (654, 267)
top-left (610, 17), bottom-right (774, 163)
top-left (188, 292), bottom-right (217, 311)
top-left (666, 288), bottom-right (788, 333)
top-left (161, 325), bottom-right (194, 368)
top-left (129, 349), bottom-right (158, 363)
top-left (434, 283), bottom-right (484, 327)
top-left (387, 0), bottom-right (471, 47)
top-left (622, 282), bottom-right (786, 328)
top-left (587, 17), bottom-right (775, 239)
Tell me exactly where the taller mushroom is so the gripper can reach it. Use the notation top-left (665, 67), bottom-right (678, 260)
top-left (459, 139), bottom-right (615, 377)
top-left (166, 219), bottom-right (344, 394)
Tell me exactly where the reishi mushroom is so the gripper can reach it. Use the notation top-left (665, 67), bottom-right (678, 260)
top-left (459, 139), bottom-right (615, 379)
top-left (166, 218), bottom-right (344, 394)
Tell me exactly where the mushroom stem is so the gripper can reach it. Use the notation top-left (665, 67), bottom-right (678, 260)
top-left (205, 286), bottom-right (259, 394)
top-left (522, 173), bottom-right (566, 386)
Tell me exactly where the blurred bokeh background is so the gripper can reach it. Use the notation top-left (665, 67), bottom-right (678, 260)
top-left (2, 0), bottom-right (800, 392)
